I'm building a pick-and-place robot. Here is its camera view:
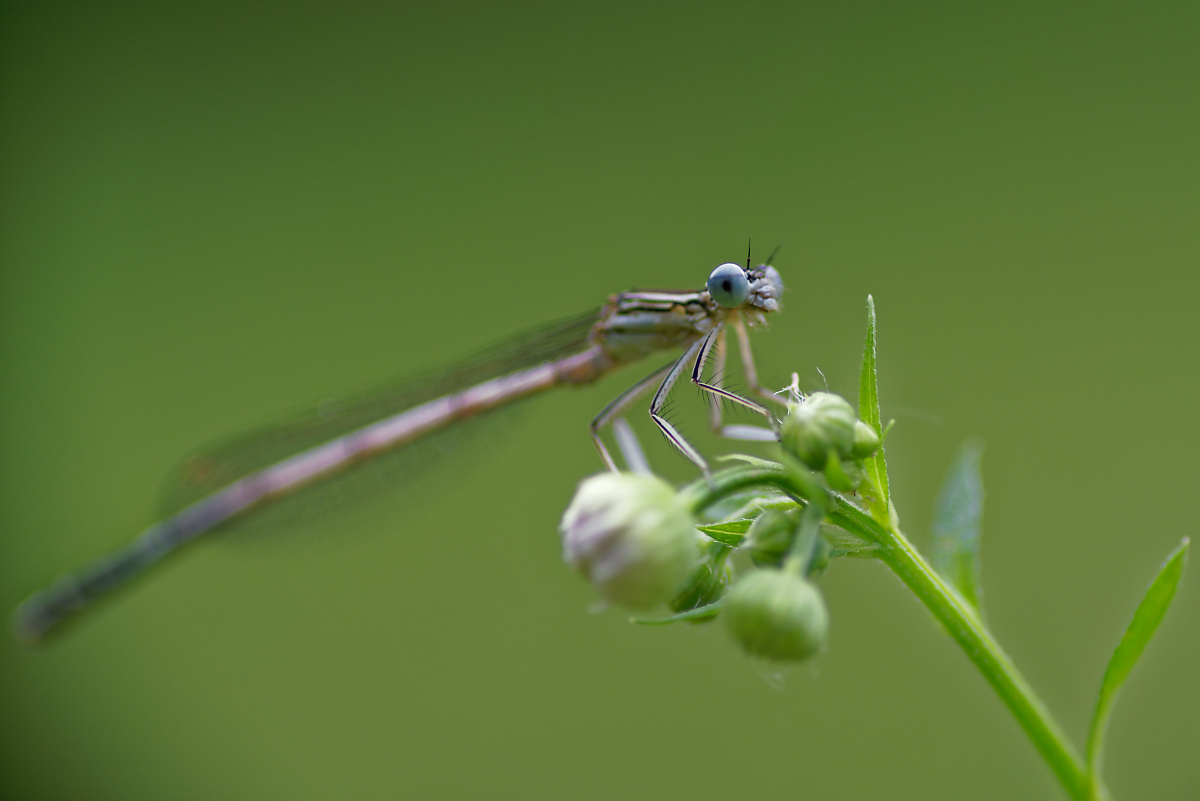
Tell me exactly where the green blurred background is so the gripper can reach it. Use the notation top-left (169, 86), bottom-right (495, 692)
top-left (2, 2), bottom-right (1197, 798)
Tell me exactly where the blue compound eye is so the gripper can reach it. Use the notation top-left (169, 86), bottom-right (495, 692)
top-left (707, 263), bottom-right (751, 308)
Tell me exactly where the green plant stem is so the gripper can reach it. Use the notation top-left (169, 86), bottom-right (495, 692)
top-left (688, 465), bottom-right (1097, 801)
top-left (871, 524), bottom-right (1094, 801)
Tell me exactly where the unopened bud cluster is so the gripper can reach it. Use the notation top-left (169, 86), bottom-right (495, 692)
top-left (780, 392), bottom-right (881, 491)
top-left (560, 470), bottom-right (833, 663)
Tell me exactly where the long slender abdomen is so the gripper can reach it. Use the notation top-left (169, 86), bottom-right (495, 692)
top-left (13, 344), bottom-right (618, 643)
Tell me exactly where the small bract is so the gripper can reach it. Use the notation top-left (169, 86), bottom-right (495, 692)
top-left (723, 569), bottom-right (829, 662)
top-left (560, 472), bottom-right (701, 609)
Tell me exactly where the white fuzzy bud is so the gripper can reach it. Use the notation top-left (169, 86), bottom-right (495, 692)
top-left (561, 473), bottom-right (700, 609)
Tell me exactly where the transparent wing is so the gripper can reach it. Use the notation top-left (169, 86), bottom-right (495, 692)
top-left (157, 309), bottom-right (603, 518)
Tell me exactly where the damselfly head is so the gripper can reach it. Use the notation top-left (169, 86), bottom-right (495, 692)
top-left (705, 262), bottom-right (784, 315)
top-left (746, 264), bottom-right (784, 314)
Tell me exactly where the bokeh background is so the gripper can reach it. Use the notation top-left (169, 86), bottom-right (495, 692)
top-left (2, 2), bottom-right (1197, 799)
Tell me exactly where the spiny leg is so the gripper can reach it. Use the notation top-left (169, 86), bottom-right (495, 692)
top-left (706, 326), bottom-right (728, 432)
top-left (692, 326), bottom-right (779, 443)
top-left (649, 338), bottom-right (712, 475)
top-left (590, 362), bottom-right (673, 472)
top-left (598, 325), bottom-right (787, 477)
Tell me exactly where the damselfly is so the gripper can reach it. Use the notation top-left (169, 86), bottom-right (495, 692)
top-left (14, 255), bottom-right (786, 643)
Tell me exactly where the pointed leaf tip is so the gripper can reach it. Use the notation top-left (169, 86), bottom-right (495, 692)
top-left (1085, 538), bottom-right (1189, 786)
top-left (858, 296), bottom-right (890, 525)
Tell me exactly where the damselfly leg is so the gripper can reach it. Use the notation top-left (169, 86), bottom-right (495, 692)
top-left (590, 362), bottom-right (674, 472)
top-left (592, 311), bottom-right (785, 475)
top-left (731, 315), bottom-right (792, 409)
top-left (646, 322), bottom-right (782, 476)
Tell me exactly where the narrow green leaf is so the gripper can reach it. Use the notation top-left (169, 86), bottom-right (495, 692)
top-left (696, 520), bottom-right (751, 547)
top-left (698, 488), bottom-right (796, 524)
top-left (930, 439), bottom-right (986, 615)
top-left (716, 454), bottom-right (782, 468)
top-left (857, 296), bottom-right (892, 527)
top-left (631, 601), bottom-right (722, 626)
top-left (1085, 538), bottom-right (1190, 786)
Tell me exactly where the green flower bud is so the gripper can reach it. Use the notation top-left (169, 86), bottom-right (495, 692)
top-left (780, 392), bottom-right (857, 470)
top-left (668, 542), bottom-right (733, 617)
top-left (561, 472), bottom-right (701, 610)
top-left (745, 509), bottom-right (798, 568)
top-left (723, 570), bottom-right (829, 662)
top-left (851, 420), bottom-right (881, 459)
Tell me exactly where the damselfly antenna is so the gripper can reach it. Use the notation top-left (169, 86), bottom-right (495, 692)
top-left (765, 243), bottom-right (782, 267)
